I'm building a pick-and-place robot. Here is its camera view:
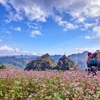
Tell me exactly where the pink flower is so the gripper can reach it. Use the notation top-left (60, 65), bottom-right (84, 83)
top-left (90, 85), bottom-right (95, 89)
top-left (72, 98), bottom-right (80, 100)
top-left (89, 90), bottom-right (94, 94)
top-left (83, 96), bottom-right (87, 100)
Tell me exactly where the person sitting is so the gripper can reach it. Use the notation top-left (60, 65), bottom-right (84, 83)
top-left (87, 52), bottom-right (93, 62)
top-left (86, 52), bottom-right (93, 75)
top-left (87, 52), bottom-right (99, 76)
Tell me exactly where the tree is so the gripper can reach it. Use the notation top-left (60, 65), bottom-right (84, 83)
top-left (0, 65), bottom-right (6, 70)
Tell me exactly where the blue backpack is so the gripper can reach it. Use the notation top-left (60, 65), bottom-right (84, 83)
top-left (87, 58), bottom-right (99, 67)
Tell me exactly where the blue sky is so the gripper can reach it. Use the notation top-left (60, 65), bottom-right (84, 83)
top-left (0, 0), bottom-right (100, 56)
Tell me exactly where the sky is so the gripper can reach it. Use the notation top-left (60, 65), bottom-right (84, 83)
top-left (0, 0), bottom-right (100, 56)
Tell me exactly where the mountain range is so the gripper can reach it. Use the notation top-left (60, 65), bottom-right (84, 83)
top-left (25, 54), bottom-right (77, 71)
top-left (0, 51), bottom-right (88, 69)
top-left (69, 51), bottom-right (88, 69)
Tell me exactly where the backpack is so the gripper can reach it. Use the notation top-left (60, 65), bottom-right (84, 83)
top-left (87, 58), bottom-right (98, 67)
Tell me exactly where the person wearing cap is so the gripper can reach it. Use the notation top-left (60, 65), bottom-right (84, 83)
top-left (87, 52), bottom-right (99, 76)
top-left (86, 52), bottom-right (93, 75)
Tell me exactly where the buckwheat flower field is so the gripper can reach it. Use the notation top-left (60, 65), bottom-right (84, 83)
top-left (0, 70), bottom-right (100, 100)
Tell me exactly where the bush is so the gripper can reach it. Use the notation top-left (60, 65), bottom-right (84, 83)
top-left (0, 65), bottom-right (6, 70)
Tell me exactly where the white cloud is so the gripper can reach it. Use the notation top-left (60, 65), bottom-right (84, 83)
top-left (0, 0), bottom-right (10, 9)
top-left (5, 12), bottom-right (23, 23)
top-left (30, 30), bottom-right (42, 37)
top-left (0, 45), bottom-right (14, 52)
top-left (85, 36), bottom-right (91, 39)
top-left (75, 17), bottom-right (86, 23)
top-left (0, 0), bottom-right (6, 5)
top-left (69, 0), bottom-right (100, 19)
top-left (15, 27), bottom-right (21, 31)
top-left (1, 0), bottom-right (100, 21)
top-left (0, 39), bottom-right (2, 42)
top-left (75, 47), bottom-right (100, 52)
top-left (55, 15), bottom-right (78, 31)
top-left (1, 0), bottom-right (100, 35)
top-left (6, 31), bottom-right (11, 34)
top-left (27, 22), bottom-right (40, 29)
top-left (0, 45), bottom-right (37, 56)
top-left (93, 26), bottom-right (100, 36)
top-left (3, 0), bottom-right (47, 22)
top-left (85, 36), bottom-right (96, 40)
top-left (15, 48), bottom-right (21, 52)
top-left (85, 36), bottom-right (100, 41)
top-left (83, 23), bottom-right (94, 30)
top-left (84, 26), bottom-right (100, 40)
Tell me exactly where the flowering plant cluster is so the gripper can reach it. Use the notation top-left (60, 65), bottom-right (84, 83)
top-left (0, 70), bottom-right (100, 100)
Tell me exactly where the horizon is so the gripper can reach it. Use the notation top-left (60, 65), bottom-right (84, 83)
top-left (0, 0), bottom-right (100, 56)
top-left (0, 51), bottom-right (94, 57)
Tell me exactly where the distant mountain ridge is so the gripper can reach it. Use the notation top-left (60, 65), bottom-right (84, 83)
top-left (68, 51), bottom-right (88, 69)
top-left (25, 54), bottom-right (77, 71)
top-left (0, 55), bottom-right (62, 69)
top-left (25, 53), bottom-right (57, 71)
top-left (0, 51), bottom-right (90, 69)
top-left (54, 55), bottom-right (78, 70)
top-left (0, 56), bottom-right (30, 69)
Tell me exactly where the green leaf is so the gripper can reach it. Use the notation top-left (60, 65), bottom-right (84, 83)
top-left (45, 96), bottom-right (51, 100)
top-left (56, 97), bottom-right (63, 100)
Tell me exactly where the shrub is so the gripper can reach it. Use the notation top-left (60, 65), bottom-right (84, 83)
top-left (0, 65), bottom-right (6, 70)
